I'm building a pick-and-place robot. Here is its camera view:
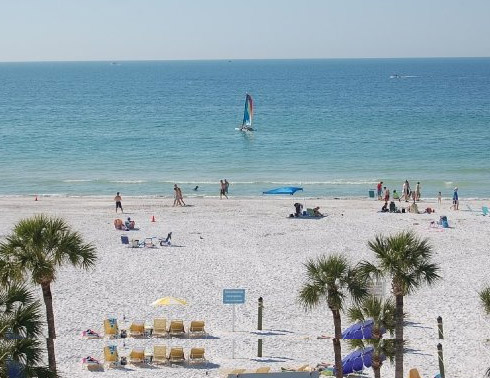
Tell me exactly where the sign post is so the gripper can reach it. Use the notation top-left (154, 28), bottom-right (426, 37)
top-left (223, 289), bottom-right (245, 359)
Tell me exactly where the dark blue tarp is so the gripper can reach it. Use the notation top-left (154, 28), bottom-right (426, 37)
top-left (263, 187), bottom-right (303, 195)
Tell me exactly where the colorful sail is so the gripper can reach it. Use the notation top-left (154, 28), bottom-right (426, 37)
top-left (242, 94), bottom-right (253, 127)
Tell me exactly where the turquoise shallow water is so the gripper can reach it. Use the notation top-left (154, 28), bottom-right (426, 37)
top-left (0, 58), bottom-right (489, 198)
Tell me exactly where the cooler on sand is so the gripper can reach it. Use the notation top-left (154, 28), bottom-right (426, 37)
top-left (368, 189), bottom-right (375, 199)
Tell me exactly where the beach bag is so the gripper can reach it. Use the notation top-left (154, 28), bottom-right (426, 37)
top-left (120, 330), bottom-right (127, 338)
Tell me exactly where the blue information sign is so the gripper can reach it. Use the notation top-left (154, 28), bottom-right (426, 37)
top-left (223, 289), bottom-right (245, 304)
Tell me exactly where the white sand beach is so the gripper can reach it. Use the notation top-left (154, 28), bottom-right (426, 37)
top-left (1, 196), bottom-right (489, 377)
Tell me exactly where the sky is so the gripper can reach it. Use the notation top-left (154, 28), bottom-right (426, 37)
top-left (1, 0), bottom-right (489, 62)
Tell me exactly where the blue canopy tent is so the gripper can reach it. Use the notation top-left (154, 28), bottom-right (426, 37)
top-left (263, 187), bottom-right (303, 195)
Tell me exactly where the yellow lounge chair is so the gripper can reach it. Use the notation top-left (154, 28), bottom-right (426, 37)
top-left (168, 346), bottom-right (185, 363)
top-left (153, 345), bottom-right (168, 364)
top-left (189, 347), bottom-right (206, 364)
top-left (103, 345), bottom-right (119, 368)
top-left (408, 368), bottom-right (422, 378)
top-left (129, 347), bottom-right (146, 364)
top-left (189, 320), bottom-right (206, 337)
top-left (153, 318), bottom-right (168, 337)
top-left (256, 367), bottom-right (270, 373)
top-left (103, 318), bottom-right (119, 338)
top-left (129, 320), bottom-right (145, 337)
top-left (169, 319), bottom-right (185, 337)
top-left (230, 369), bottom-right (246, 374)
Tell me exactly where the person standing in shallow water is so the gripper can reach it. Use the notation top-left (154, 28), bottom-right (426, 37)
top-left (114, 192), bottom-right (123, 213)
top-left (224, 179), bottom-right (229, 194)
top-left (220, 180), bottom-right (228, 199)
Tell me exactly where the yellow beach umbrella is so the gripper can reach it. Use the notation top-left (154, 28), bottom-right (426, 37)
top-left (151, 296), bottom-right (187, 306)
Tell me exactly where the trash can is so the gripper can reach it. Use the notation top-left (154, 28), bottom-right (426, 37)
top-left (368, 189), bottom-right (375, 199)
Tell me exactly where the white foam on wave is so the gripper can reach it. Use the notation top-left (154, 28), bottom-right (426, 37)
top-left (63, 179), bottom-right (93, 183)
top-left (109, 180), bottom-right (146, 184)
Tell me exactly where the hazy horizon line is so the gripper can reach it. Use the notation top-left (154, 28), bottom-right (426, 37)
top-left (1, 55), bottom-right (489, 64)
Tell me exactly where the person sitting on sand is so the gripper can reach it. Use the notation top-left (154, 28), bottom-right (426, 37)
top-left (294, 202), bottom-right (303, 217)
top-left (313, 206), bottom-right (323, 217)
top-left (114, 219), bottom-right (124, 230)
top-left (124, 217), bottom-right (135, 230)
top-left (393, 190), bottom-right (400, 202)
top-left (408, 200), bottom-right (419, 214)
top-left (381, 201), bottom-right (389, 212)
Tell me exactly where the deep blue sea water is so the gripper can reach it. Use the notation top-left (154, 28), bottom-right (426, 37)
top-left (1, 58), bottom-right (489, 198)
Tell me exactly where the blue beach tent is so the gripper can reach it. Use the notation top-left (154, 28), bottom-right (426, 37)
top-left (263, 187), bottom-right (303, 195)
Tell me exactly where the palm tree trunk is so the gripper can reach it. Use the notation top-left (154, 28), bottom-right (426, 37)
top-left (373, 359), bottom-right (382, 378)
top-left (395, 294), bottom-right (404, 378)
top-left (332, 309), bottom-right (343, 378)
top-left (41, 282), bottom-right (57, 374)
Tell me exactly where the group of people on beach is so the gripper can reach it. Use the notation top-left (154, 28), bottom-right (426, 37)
top-left (113, 180), bottom-right (232, 211)
top-left (376, 180), bottom-right (460, 213)
top-left (377, 180), bottom-right (422, 203)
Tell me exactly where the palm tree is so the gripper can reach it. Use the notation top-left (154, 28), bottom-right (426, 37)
top-left (348, 296), bottom-right (396, 339)
top-left (0, 215), bottom-right (97, 375)
top-left (298, 254), bottom-right (368, 378)
top-left (348, 338), bottom-right (395, 378)
top-left (479, 287), bottom-right (490, 315)
top-left (0, 283), bottom-right (55, 378)
top-left (359, 231), bottom-right (441, 378)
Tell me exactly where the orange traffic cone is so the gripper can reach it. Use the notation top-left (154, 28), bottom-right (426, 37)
top-left (151, 215), bottom-right (156, 222)
top-left (35, 195), bottom-right (38, 201)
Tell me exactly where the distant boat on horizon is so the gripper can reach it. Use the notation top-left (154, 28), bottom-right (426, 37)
top-left (235, 94), bottom-right (254, 132)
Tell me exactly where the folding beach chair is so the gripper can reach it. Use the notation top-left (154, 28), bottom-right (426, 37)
top-left (169, 319), bottom-right (185, 337)
top-left (103, 318), bottom-right (119, 338)
top-left (128, 320), bottom-right (145, 337)
top-left (129, 347), bottom-right (146, 364)
top-left (153, 318), bottom-right (168, 337)
top-left (103, 345), bottom-right (119, 368)
top-left (189, 347), bottom-right (206, 364)
top-left (256, 366), bottom-right (271, 373)
top-left (168, 346), bottom-right (185, 363)
top-left (153, 345), bottom-right (168, 364)
top-left (189, 320), bottom-right (206, 337)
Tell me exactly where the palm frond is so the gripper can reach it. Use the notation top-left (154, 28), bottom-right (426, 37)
top-left (479, 287), bottom-right (490, 315)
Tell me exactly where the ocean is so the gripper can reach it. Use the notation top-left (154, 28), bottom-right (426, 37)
top-left (1, 58), bottom-right (489, 198)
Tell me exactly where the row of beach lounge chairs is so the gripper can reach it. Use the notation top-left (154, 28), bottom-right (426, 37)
top-left (83, 345), bottom-right (206, 370)
top-left (83, 318), bottom-right (206, 339)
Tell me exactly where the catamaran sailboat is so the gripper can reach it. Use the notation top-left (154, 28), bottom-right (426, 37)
top-left (236, 94), bottom-right (254, 132)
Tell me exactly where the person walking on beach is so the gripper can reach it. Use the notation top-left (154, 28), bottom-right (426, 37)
top-left (377, 181), bottom-right (383, 200)
top-left (220, 180), bottom-right (228, 199)
top-left (177, 185), bottom-right (185, 206)
top-left (224, 179), bottom-right (230, 194)
top-left (415, 182), bottom-right (421, 201)
top-left (114, 192), bottom-right (123, 213)
top-left (173, 184), bottom-right (184, 206)
top-left (437, 191), bottom-right (442, 206)
top-left (451, 187), bottom-right (459, 210)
